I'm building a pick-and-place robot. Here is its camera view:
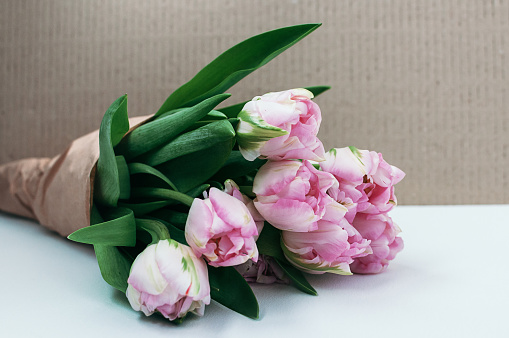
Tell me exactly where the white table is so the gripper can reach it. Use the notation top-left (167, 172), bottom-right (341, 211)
top-left (1, 205), bottom-right (508, 337)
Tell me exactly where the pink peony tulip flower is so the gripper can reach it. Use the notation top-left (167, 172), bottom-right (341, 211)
top-left (350, 213), bottom-right (404, 274)
top-left (281, 218), bottom-right (372, 275)
top-left (234, 255), bottom-right (290, 284)
top-left (253, 160), bottom-right (348, 232)
top-left (185, 187), bottom-right (259, 267)
top-left (236, 88), bottom-right (326, 162)
top-left (126, 239), bottom-right (210, 321)
top-left (321, 147), bottom-right (405, 215)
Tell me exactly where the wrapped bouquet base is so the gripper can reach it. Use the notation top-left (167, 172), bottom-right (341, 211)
top-left (0, 24), bottom-right (405, 323)
top-left (0, 115), bottom-right (149, 236)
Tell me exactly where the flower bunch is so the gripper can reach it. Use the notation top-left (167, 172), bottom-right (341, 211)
top-left (0, 23), bottom-right (405, 324)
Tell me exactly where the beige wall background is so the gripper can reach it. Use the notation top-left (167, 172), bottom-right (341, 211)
top-left (1, 0), bottom-right (508, 205)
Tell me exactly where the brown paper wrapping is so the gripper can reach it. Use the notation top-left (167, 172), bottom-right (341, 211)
top-left (0, 115), bottom-right (151, 237)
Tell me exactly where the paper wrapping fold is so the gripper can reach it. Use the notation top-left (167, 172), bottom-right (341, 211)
top-left (0, 115), bottom-right (151, 237)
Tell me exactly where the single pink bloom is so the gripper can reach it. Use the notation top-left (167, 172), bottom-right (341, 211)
top-left (234, 255), bottom-right (290, 284)
top-left (126, 239), bottom-right (210, 321)
top-left (350, 213), bottom-right (404, 274)
top-left (236, 88), bottom-right (326, 162)
top-left (253, 160), bottom-right (347, 232)
top-left (185, 187), bottom-right (259, 267)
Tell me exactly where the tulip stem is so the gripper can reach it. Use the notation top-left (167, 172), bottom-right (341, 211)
top-left (131, 187), bottom-right (196, 207)
top-left (165, 190), bottom-right (195, 207)
top-left (136, 219), bottom-right (171, 243)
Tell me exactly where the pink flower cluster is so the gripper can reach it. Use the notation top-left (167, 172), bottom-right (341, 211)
top-left (320, 147), bottom-right (405, 274)
top-left (126, 88), bottom-right (405, 322)
top-left (237, 89), bottom-right (405, 275)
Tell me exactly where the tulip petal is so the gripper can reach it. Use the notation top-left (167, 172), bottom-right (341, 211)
top-left (255, 198), bottom-right (318, 232)
top-left (128, 244), bottom-right (168, 295)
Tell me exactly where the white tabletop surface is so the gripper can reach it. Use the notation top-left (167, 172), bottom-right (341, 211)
top-left (1, 205), bottom-right (508, 337)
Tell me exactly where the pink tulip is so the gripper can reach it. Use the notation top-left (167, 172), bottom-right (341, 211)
top-left (126, 239), bottom-right (210, 321)
top-left (235, 255), bottom-right (290, 284)
top-left (253, 160), bottom-right (347, 232)
top-left (321, 147), bottom-right (405, 215)
top-left (281, 218), bottom-right (372, 275)
top-left (350, 213), bottom-right (404, 274)
top-left (185, 187), bottom-right (259, 267)
top-left (236, 88), bottom-right (326, 162)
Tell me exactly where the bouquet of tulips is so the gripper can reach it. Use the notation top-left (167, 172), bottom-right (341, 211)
top-left (0, 24), bottom-right (404, 323)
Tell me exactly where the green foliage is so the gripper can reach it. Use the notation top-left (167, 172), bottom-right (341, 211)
top-left (275, 258), bottom-right (317, 296)
top-left (94, 95), bottom-right (130, 207)
top-left (117, 93), bottom-right (230, 160)
top-left (128, 162), bottom-right (179, 191)
top-left (211, 151), bottom-right (266, 183)
top-left (116, 156), bottom-right (131, 200)
top-left (208, 266), bottom-right (259, 319)
top-left (94, 245), bottom-right (133, 293)
top-left (156, 24), bottom-right (321, 114)
top-left (256, 223), bottom-right (317, 295)
top-left (135, 218), bottom-right (171, 244)
top-left (130, 187), bottom-right (195, 207)
top-left (68, 207), bottom-right (136, 246)
top-left (256, 222), bottom-right (285, 260)
top-left (157, 139), bottom-right (234, 193)
top-left (137, 119), bottom-right (235, 167)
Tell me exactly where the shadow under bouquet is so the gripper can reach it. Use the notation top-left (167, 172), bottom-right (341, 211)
top-left (0, 24), bottom-right (405, 323)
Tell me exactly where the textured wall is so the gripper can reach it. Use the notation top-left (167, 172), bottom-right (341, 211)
top-left (1, 0), bottom-right (508, 204)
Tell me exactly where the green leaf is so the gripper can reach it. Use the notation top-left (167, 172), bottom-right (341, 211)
top-left (116, 156), bottom-right (131, 200)
top-left (208, 266), bottom-right (259, 319)
top-left (116, 93), bottom-right (231, 160)
top-left (256, 223), bottom-right (317, 295)
top-left (157, 138), bottom-right (233, 193)
top-left (68, 207), bottom-right (136, 246)
top-left (156, 24), bottom-right (321, 114)
top-left (94, 245), bottom-right (133, 293)
top-left (128, 162), bottom-right (179, 191)
top-left (119, 200), bottom-right (173, 217)
top-left (199, 110), bottom-right (228, 121)
top-left (305, 85), bottom-right (331, 97)
top-left (256, 222), bottom-right (285, 261)
top-left (135, 218), bottom-right (171, 244)
top-left (94, 94), bottom-right (130, 207)
top-left (131, 187), bottom-right (195, 207)
top-left (137, 119), bottom-right (235, 167)
top-left (217, 85), bottom-right (331, 118)
top-left (211, 151), bottom-right (266, 183)
top-left (275, 258), bottom-right (317, 296)
top-left (85, 204), bottom-right (133, 293)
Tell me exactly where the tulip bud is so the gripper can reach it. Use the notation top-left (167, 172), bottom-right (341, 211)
top-left (236, 88), bottom-right (326, 161)
top-left (126, 239), bottom-right (210, 321)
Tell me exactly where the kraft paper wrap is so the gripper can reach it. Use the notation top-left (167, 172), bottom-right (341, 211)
top-left (0, 115), bottom-right (151, 237)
